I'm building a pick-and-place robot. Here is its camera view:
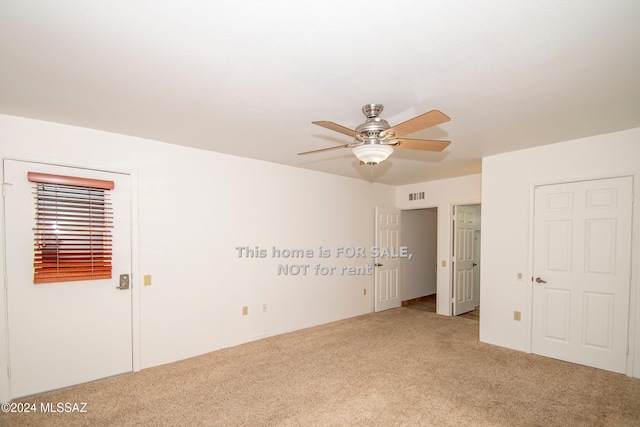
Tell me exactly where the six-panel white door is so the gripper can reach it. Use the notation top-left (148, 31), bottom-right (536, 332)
top-left (374, 206), bottom-right (401, 312)
top-left (453, 205), bottom-right (478, 315)
top-left (531, 176), bottom-right (632, 373)
top-left (3, 159), bottom-right (133, 398)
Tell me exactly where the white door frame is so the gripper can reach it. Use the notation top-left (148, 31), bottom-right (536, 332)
top-left (526, 173), bottom-right (640, 378)
top-left (398, 200), bottom-right (481, 317)
top-left (400, 207), bottom-right (439, 303)
top-left (0, 155), bottom-right (141, 402)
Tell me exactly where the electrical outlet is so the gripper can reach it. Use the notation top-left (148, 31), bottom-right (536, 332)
top-left (242, 306), bottom-right (248, 316)
top-left (513, 311), bottom-right (521, 321)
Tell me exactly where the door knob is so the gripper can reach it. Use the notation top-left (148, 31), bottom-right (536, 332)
top-left (472, 263), bottom-right (477, 267)
top-left (535, 277), bottom-right (547, 284)
top-left (374, 263), bottom-right (383, 267)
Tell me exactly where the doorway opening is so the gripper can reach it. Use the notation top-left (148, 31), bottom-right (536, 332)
top-left (400, 208), bottom-right (438, 311)
top-left (398, 203), bottom-right (482, 319)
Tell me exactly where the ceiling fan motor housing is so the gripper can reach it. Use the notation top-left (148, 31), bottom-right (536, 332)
top-left (355, 104), bottom-right (392, 144)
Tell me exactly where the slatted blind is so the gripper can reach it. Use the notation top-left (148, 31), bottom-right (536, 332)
top-left (28, 172), bottom-right (115, 284)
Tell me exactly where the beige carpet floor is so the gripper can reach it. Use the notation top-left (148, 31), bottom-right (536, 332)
top-left (2, 306), bottom-right (640, 426)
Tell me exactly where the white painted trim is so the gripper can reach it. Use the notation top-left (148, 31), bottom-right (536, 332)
top-left (0, 162), bottom-right (10, 403)
top-left (0, 149), bottom-right (135, 177)
top-left (526, 184), bottom-right (535, 354)
top-left (129, 170), bottom-right (141, 373)
top-left (438, 203), bottom-right (454, 316)
top-left (627, 171), bottom-right (640, 378)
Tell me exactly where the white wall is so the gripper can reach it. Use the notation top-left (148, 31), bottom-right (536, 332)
top-left (396, 174), bottom-right (482, 315)
top-left (401, 209), bottom-right (437, 300)
top-left (0, 114), bottom-right (395, 400)
top-left (480, 127), bottom-right (640, 378)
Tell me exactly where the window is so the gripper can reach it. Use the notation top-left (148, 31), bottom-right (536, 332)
top-left (28, 172), bottom-right (115, 284)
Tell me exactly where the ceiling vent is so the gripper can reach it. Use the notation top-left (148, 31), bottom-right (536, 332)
top-left (409, 192), bottom-right (425, 201)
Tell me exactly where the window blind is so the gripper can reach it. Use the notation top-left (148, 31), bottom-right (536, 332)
top-left (28, 172), bottom-right (115, 284)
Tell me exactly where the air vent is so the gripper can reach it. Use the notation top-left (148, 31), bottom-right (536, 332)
top-left (409, 192), bottom-right (425, 201)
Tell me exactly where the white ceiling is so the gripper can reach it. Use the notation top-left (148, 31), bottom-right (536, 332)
top-left (1, 1), bottom-right (639, 185)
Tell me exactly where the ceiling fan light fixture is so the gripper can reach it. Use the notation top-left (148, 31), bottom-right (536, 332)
top-left (301, 104), bottom-right (451, 165)
top-left (352, 144), bottom-right (394, 166)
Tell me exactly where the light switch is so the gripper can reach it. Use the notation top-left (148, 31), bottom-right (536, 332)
top-left (441, 260), bottom-right (447, 267)
top-left (144, 275), bottom-right (152, 286)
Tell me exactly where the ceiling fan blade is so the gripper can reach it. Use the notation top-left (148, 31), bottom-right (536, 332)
top-left (312, 121), bottom-right (359, 137)
top-left (298, 144), bottom-right (350, 155)
top-left (392, 138), bottom-right (451, 152)
top-left (386, 110), bottom-right (450, 137)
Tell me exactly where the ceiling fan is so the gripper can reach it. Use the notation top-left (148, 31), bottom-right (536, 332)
top-left (299, 104), bottom-right (451, 167)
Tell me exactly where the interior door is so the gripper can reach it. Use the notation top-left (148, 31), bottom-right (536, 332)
top-left (531, 176), bottom-right (633, 373)
top-left (3, 159), bottom-right (133, 398)
top-left (452, 205), bottom-right (478, 315)
top-left (374, 206), bottom-right (401, 312)
top-left (472, 229), bottom-right (481, 308)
